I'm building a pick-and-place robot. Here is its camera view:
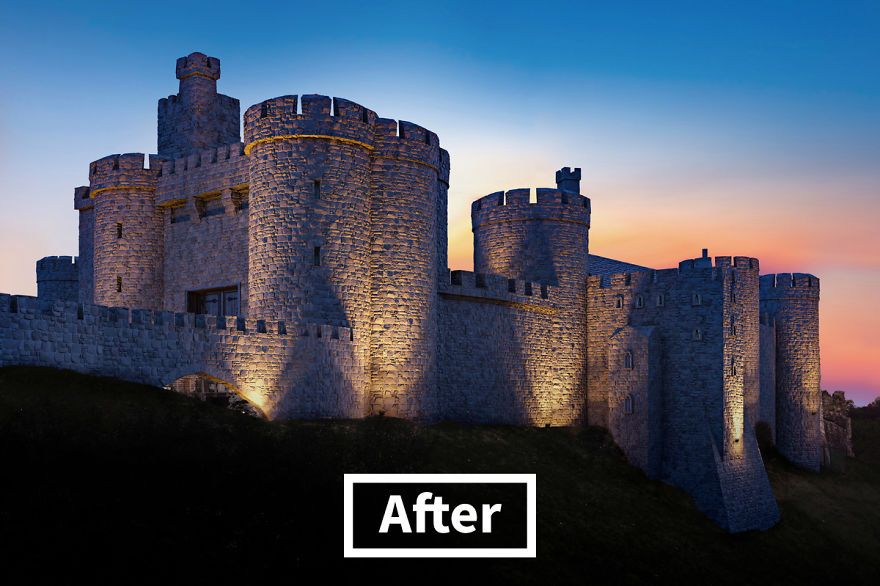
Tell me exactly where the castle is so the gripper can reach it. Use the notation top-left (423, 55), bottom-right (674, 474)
top-left (0, 53), bottom-right (828, 532)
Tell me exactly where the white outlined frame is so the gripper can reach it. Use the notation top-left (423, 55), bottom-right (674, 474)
top-left (343, 473), bottom-right (536, 558)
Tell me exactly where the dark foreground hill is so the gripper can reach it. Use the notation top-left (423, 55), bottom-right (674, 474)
top-left (1, 366), bottom-right (878, 584)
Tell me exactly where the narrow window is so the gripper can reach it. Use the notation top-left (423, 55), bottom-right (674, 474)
top-left (313, 180), bottom-right (321, 199)
top-left (624, 351), bottom-right (633, 369)
top-left (693, 328), bottom-right (702, 341)
top-left (615, 296), bottom-right (623, 309)
top-left (656, 293), bottom-right (665, 307)
top-left (635, 295), bottom-right (644, 308)
top-left (313, 246), bottom-right (321, 267)
top-left (116, 222), bottom-right (123, 239)
top-left (730, 290), bottom-right (736, 303)
top-left (116, 276), bottom-right (122, 293)
top-left (624, 394), bottom-right (634, 415)
top-left (731, 356), bottom-right (737, 376)
top-left (692, 292), bottom-right (702, 306)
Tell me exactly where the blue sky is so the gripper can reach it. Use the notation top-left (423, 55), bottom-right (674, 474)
top-left (0, 1), bottom-right (878, 402)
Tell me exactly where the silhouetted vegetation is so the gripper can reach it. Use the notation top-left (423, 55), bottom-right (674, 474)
top-left (1, 366), bottom-right (878, 583)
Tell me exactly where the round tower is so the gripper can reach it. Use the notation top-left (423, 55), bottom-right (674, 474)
top-left (36, 256), bottom-right (79, 302)
top-left (759, 273), bottom-right (822, 470)
top-left (369, 119), bottom-right (442, 418)
top-left (471, 168), bottom-right (591, 424)
top-left (243, 94), bottom-right (375, 328)
top-left (89, 154), bottom-right (163, 309)
top-left (472, 168), bottom-right (590, 286)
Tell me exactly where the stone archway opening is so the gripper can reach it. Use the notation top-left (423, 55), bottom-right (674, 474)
top-left (167, 373), bottom-right (264, 418)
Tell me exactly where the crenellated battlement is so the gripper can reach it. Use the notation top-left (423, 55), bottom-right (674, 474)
top-left (470, 187), bottom-right (591, 231)
top-left (439, 270), bottom-right (554, 311)
top-left (155, 141), bottom-right (248, 204)
top-left (88, 153), bottom-right (161, 194)
top-left (588, 253), bottom-right (760, 292)
top-left (759, 273), bottom-right (820, 299)
top-left (242, 95), bottom-right (443, 170)
top-left (243, 95), bottom-right (378, 154)
top-left (0, 293), bottom-right (357, 344)
top-left (176, 51), bottom-right (220, 81)
top-left (36, 256), bottom-right (78, 278)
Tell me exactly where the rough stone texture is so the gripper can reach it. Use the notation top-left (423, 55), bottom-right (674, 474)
top-left (759, 316), bottom-right (777, 442)
top-left (760, 273), bottom-right (822, 471)
top-left (74, 186), bottom-right (94, 304)
top-left (36, 256), bottom-right (79, 302)
top-left (607, 325), bottom-right (662, 477)
top-left (158, 52), bottom-right (240, 160)
top-left (0, 295), bottom-right (364, 419)
top-left (587, 254), bottom-right (779, 531)
top-left (89, 154), bottom-right (164, 310)
top-left (471, 186), bottom-right (591, 425)
top-left (8, 51), bottom-right (827, 534)
top-left (822, 390), bottom-right (854, 459)
top-left (437, 270), bottom-right (566, 425)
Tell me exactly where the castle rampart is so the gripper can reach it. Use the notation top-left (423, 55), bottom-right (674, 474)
top-left (0, 294), bottom-right (364, 419)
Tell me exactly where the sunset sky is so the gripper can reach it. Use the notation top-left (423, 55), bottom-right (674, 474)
top-left (1, 2), bottom-right (877, 403)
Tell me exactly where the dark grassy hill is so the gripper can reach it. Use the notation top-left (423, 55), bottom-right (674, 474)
top-left (1, 366), bottom-right (878, 583)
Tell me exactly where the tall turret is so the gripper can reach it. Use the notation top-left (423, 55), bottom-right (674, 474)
top-left (89, 154), bottom-right (163, 309)
top-left (471, 168), bottom-right (591, 424)
top-left (760, 273), bottom-right (822, 470)
top-left (369, 119), bottom-right (442, 418)
top-left (158, 52), bottom-right (240, 159)
top-left (243, 94), bottom-right (375, 415)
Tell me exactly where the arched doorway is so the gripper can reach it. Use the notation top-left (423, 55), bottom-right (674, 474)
top-left (167, 373), bottom-right (264, 418)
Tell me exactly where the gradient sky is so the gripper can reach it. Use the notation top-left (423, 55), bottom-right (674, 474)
top-left (1, 1), bottom-right (877, 403)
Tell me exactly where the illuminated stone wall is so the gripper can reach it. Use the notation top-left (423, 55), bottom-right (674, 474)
top-left (0, 294), bottom-right (365, 419)
top-left (155, 143), bottom-right (250, 313)
top-left (436, 270), bottom-right (567, 425)
top-left (587, 255), bottom-right (778, 531)
top-left (471, 185), bottom-right (591, 425)
top-left (760, 273), bottom-right (822, 471)
top-left (89, 154), bottom-right (164, 310)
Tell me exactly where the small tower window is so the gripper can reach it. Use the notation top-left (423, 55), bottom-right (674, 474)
top-left (692, 292), bottom-right (702, 306)
top-left (624, 351), bottom-right (633, 369)
top-left (731, 356), bottom-right (737, 376)
top-left (313, 246), bottom-right (321, 267)
top-left (116, 222), bottom-right (123, 239)
top-left (313, 180), bottom-right (321, 199)
top-left (656, 294), bottom-right (665, 307)
top-left (730, 316), bottom-right (737, 337)
top-left (635, 295), bottom-right (644, 308)
top-left (730, 290), bottom-right (736, 303)
top-left (693, 328), bottom-right (702, 341)
top-left (624, 394), bottom-right (634, 415)
top-left (615, 295), bottom-right (623, 309)
top-left (116, 276), bottom-right (122, 293)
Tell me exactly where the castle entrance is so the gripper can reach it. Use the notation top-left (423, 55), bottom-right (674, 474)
top-left (167, 373), bottom-right (263, 418)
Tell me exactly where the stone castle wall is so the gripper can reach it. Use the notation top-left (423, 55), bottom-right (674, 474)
top-left (0, 294), bottom-right (365, 419)
top-left (760, 273), bottom-right (822, 470)
top-left (471, 187), bottom-right (591, 425)
top-left (36, 256), bottom-right (79, 303)
top-left (154, 143), bottom-right (250, 313)
top-left (436, 270), bottom-right (571, 425)
top-left (89, 154), bottom-right (164, 310)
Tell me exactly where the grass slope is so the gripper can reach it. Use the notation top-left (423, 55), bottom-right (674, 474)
top-left (1, 366), bottom-right (878, 583)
